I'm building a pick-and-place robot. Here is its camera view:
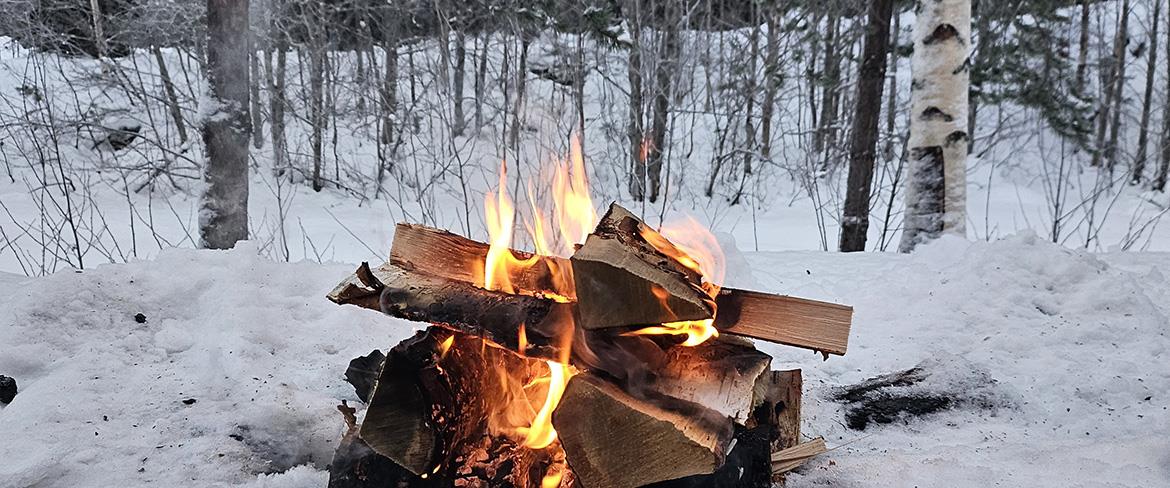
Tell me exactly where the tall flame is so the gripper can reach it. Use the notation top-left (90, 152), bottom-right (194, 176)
top-left (481, 138), bottom-right (598, 454)
top-left (484, 161), bottom-right (541, 294)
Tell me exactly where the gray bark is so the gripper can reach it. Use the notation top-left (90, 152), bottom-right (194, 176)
top-left (200, 0), bottom-right (251, 249)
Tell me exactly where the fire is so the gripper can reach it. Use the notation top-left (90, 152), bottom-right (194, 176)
top-left (632, 217), bottom-right (727, 346)
top-left (627, 319), bottom-right (719, 347)
top-left (480, 137), bottom-right (597, 454)
top-left (661, 216), bottom-right (726, 291)
top-left (519, 360), bottom-right (572, 449)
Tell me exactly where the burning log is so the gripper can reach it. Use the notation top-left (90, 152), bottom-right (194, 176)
top-left (654, 337), bottom-right (773, 423)
top-left (329, 262), bottom-right (572, 360)
top-left (571, 204), bottom-right (716, 328)
top-left (573, 204), bottom-right (852, 356)
top-left (359, 327), bottom-right (565, 486)
top-left (551, 374), bottom-right (734, 488)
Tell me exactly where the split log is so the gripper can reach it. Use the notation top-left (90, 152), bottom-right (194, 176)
top-left (552, 373), bottom-right (735, 488)
top-left (359, 327), bottom-right (560, 486)
top-left (328, 262), bottom-right (572, 360)
top-left (328, 401), bottom-right (421, 488)
top-left (571, 204), bottom-right (716, 328)
top-left (654, 338), bottom-right (772, 423)
top-left (344, 350), bottom-right (385, 403)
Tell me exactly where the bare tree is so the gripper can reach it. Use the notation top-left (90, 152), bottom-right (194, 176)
top-left (200, 0), bottom-right (252, 249)
top-left (899, 0), bottom-right (970, 253)
top-left (1133, 0), bottom-right (1161, 184)
top-left (840, 0), bottom-right (896, 252)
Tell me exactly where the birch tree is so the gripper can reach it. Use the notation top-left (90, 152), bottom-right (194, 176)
top-left (899, 0), bottom-right (970, 253)
top-left (200, 0), bottom-right (251, 249)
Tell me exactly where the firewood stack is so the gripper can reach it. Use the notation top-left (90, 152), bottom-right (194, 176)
top-left (326, 203), bottom-right (852, 488)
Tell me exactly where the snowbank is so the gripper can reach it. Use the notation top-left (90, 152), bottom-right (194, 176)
top-left (1, 235), bottom-right (1167, 487)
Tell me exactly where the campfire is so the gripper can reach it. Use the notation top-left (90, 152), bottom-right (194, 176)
top-left (326, 140), bottom-right (853, 488)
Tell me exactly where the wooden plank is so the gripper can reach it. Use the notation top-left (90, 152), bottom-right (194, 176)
top-left (771, 438), bottom-right (827, 474)
top-left (716, 289), bottom-right (852, 356)
top-left (552, 374), bottom-right (734, 488)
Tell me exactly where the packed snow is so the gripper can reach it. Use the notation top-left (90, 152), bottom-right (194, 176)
top-left (1, 233), bottom-right (1166, 487)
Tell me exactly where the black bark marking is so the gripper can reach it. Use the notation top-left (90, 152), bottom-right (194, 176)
top-left (910, 145), bottom-right (947, 237)
top-left (920, 107), bottom-right (955, 122)
top-left (945, 130), bottom-right (969, 146)
top-left (923, 24), bottom-right (961, 45)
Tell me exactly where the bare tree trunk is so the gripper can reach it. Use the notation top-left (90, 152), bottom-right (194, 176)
top-left (508, 37), bottom-right (529, 152)
top-left (899, 0), bottom-right (970, 253)
top-left (760, 12), bottom-right (780, 159)
top-left (1074, 0), bottom-right (1091, 95)
top-left (89, 0), bottom-right (106, 57)
top-left (1157, 0), bottom-right (1170, 192)
top-left (739, 17), bottom-right (760, 184)
top-left (310, 46), bottom-right (325, 192)
top-left (647, 6), bottom-right (680, 203)
top-left (815, 12), bottom-right (841, 156)
top-left (474, 34), bottom-right (489, 131)
top-left (1093, 0), bottom-right (1130, 169)
top-left (1106, 0), bottom-right (1131, 172)
top-left (627, 0), bottom-right (646, 201)
top-left (839, 0), bottom-right (896, 252)
top-left (249, 44), bottom-right (264, 149)
top-left (453, 31), bottom-right (466, 137)
top-left (575, 32), bottom-right (586, 150)
top-left (267, 46), bottom-right (287, 178)
top-left (201, 0), bottom-right (251, 249)
top-left (883, 13), bottom-right (901, 162)
top-left (152, 45), bottom-right (188, 144)
top-left (1134, 0), bottom-right (1161, 184)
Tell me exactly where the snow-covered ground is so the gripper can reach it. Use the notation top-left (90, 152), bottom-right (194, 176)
top-left (1, 233), bottom-right (1166, 487)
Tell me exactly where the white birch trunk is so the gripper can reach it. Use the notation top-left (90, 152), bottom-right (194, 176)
top-left (899, 0), bottom-right (970, 253)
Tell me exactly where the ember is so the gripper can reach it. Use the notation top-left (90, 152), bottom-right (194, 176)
top-left (326, 139), bottom-right (853, 487)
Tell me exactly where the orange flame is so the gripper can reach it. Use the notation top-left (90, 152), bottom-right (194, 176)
top-left (631, 216), bottom-right (726, 346)
top-left (519, 360), bottom-right (572, 449)
top-left (481, 138), bottom-right (598, 451)
top-left (626, 319), bottom-right (718, 346)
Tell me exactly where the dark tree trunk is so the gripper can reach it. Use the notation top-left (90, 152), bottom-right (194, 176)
top-left (1133, 0), bottom-right (1160, 184)
top-left (1158, 0), bottom-right (1170, 192)
top-left (452, 31), bottom-right (466, 137)
top-left (200, 0), bottom-right (251, 249)
top-left (815, 12), bottom-right (841, 157)
top-left (1105, 0), bottom-right (1130, 172)
top-left (474, 34), bottom-right (489, 131)
top-left (152, 45), bottom-right (188, 145)
top-left (310, 46), bottom-right (325, 192)
top-left (249, 43), bottom-right (264, 149)
top-left (647, 8), bottom-right (680, 203)
top-left (1075, 0), bottom-right (1091, 95)
top-left (760, 12), bottom-right (780, 159)
top-left (509, 38), bottom-right (529, 151)
top-left (839, 0), bottom-right (895, 252)
top-left (627, 0), bottom-right (646, 201)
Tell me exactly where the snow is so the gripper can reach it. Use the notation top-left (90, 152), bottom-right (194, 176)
top-left (1, 234), bottom-right (1167, 487)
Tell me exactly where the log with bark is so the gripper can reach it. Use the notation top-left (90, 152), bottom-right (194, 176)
top-left (329, 213), bottom-right (852, 356)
